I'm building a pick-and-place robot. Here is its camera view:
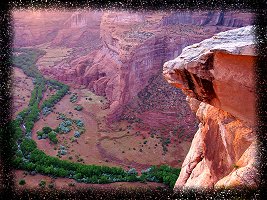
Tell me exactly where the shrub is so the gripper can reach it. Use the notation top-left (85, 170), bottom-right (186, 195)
top-left (37, 131), bottom-right (43, 137)
top-left (42, 134), bottom-right (48, 139)
top-left (127, 168), bottom-right (137, 175)
top-left (39, 180), bottom-right (46, 188)
top-left (74, 131), bottom-right (80, 138)
top-left (74, 105), bottom-right (83, 111)
top-left (59, 149), bottom-right (67, 155)
top-left (48, 182), bottom-right (55, 189)
top-left (20, 138), bottom-right (37, 154)
top-left (42, 107), bottom-right (51, 116)
top-left (42, 126), bottom-right (53, 134)
top-left (48, 131), bottom-right (58, 144)
top-left (74, 173), bottom-right (82, 180)
top-left (19, 179), bottom-right (26, 185)
top-left (68, 182), bottom-right (75, 187)
top-left (75, 120), bottom-right (84, 127)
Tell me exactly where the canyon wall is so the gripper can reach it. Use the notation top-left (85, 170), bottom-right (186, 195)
top-left (13, 10), bottom-right (102, 48)
top-left (163, 26), bottom-right (258, 189)
top-left (37, 10), bottom-right (252, 124)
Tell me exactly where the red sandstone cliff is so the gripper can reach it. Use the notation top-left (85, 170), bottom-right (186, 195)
top-left (163, 26), bottom-right (258, 189)
top-left (37, 11), bottom-right (252, 124)
top-left (13, 10), bottom-right (102, 48)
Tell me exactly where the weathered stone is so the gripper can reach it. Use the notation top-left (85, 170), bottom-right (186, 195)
top-left (164, 26), bottom-right (258, 189)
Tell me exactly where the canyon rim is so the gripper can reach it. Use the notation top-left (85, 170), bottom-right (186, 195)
top-left (164, 26), bottom-right (258, 189)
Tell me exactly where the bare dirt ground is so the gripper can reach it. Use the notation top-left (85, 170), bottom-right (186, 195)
top-left (32, 85), bottom-right (191, 173)
top-left (35, 42), bottom-right (73, 67)
top-left (13, 52), bottom-right (192, 188)
top-left (14, 170), bottom-right (167, 190)
top-left (12, 67), bottom-right (34, 117)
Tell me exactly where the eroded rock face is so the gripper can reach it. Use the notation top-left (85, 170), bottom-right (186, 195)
top-left (13, 10), bottom-right (102, 48)
top-left (163, 26), bottom-right (258, 189)
top-left (39, 11), bottom-right (252, 123)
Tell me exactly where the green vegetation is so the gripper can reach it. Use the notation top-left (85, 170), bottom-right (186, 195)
top-left (13, 48), bottom-right (46, 79)
top-left (39, 180), bottom-right (46, 188)
top-left (19, 179), bottom-right (26, 185)
top-left (74, 105), bottom-right (83, 111)
top-left (70, 93), bottom-right (78, 103)
top-left (10, 48), bottom-right (181, 189)
top-left (37, 127), bottom-right (59, 143)
top-left (42, 80), bottom-right (69, 109)
top-left (140, 165), bottom-right (181, 188)
top-left (43, 126), bottom-right (53, 134)
top-left (48, 182), bottom-right (55, 189)
top-left (48, 131), bottom-right (58, 144)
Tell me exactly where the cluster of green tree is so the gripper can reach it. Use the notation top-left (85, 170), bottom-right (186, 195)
top-left (13, 48), bottom-right (48, 134)
top-left (29, 78), bottom-right (46, 106)
top-left (36, 127), bottom-right (58, 144)
top-left (140, 165), bottom-right (181, 188)
top-left (13, 136), bottom-right (180, 188)
top-left (13, 48), bottom-right (46, 79)
top-left (11, 48), bottom-right (182, 188)
top-left (48, 131), bottom-right (58, 144)
top-left (9, 119), bottom-right (24, 153)
top-left (13, 48), bottom-right (69, 134)
top-left (41, 83), bottom-right (69, 109)
top-left (53, 117), bottom-right (85, 135)
top-left (12, 138), bottom-right (139, 184)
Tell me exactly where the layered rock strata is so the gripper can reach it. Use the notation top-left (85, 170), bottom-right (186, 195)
top-left (13, 10), bottom-right (102, 48)
top-left (163, 26), bottom-right (258, 188)
top-left (38, 11), bottom-right (252, 123)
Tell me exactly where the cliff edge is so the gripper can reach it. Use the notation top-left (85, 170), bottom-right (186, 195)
top-left (163, 26), bottom-right (258, 189)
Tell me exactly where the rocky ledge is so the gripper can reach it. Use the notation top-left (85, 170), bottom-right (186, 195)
top-left (163, 26), bottom-right (258, 189)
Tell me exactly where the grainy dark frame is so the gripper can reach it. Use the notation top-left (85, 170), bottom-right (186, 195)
top-left (0, 0), bottom-right (266, 199)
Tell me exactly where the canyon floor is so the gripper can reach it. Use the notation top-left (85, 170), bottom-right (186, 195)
top-left (15, 170), bottom-right (166, 190)
top-left (31, 85), bottom-right (191, 171)
top-left (13, 45), bottom-right (192, 188)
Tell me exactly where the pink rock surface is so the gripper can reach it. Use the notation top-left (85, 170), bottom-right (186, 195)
top-left (164, 26), bottom-right (258, 189)
top-left (35, 11), bottom-right (252, 123)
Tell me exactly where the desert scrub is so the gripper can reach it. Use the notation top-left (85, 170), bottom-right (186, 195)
top-left (74, 105), bottom-right (83, 111)
top-left (48, 131), bottom-right (58, 144)
top-left (19, 179), bottom-right (26, 185)
top-left (68, 182), bottom-right (75, 187)
top-left (39, 180), bottom-right (46, 188)
top-left (48, 182), bottom-right (55, 189)
top-left (70, 94), bottom-right (78, 103)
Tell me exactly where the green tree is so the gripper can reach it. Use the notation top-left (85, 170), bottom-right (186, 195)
top-left (42, 126), bottom-right (53, 134)
top-left (48, 131), bottom-right (58, 144)
top-left (19, 179), bottom-right (26, 185)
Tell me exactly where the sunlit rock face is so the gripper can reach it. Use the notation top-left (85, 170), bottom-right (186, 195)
top-left (13, 10), bottom-right (102, 47)
top-left (47, 11), bottom-right (252, 123)
top-left (164, 26), bottom-right (258, 189)
top-left (14, 10), bottom-right (252, 125)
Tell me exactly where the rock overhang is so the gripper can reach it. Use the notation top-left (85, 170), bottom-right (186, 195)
top-left (163, 26), bottom-right (256, 125)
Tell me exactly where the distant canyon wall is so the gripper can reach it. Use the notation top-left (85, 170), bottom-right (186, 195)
top-left (164, 26), bottom-right (258, 189)
top-left (13, 10), bottom-right (102, 47)
top-left (14, 10), bottom-right (253, 125)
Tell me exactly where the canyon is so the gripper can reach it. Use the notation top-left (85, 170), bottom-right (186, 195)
top-left (14, 10), bottom-right (252, 128)
top-left (12, 10), bottom-right (256, 189)
top-left (164, 26), bottom-right (258, 188)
